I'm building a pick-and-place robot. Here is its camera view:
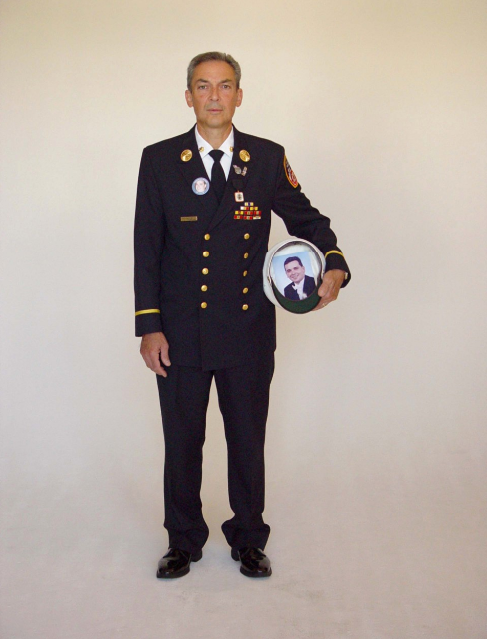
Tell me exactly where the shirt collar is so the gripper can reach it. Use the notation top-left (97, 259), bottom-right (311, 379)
top-left (195, 126), bottom-right (234, 160)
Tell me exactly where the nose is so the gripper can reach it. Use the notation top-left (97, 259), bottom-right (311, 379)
top-left (210, 85), bottom-right (220, 101)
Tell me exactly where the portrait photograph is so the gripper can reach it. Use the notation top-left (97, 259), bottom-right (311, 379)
top-left (270, 250), bottom-right (317, 299)
top-left (1, 1), bottom-right (486, 638)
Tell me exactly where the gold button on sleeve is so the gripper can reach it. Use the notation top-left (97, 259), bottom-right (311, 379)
top-left (201, 302), bottom-right (207, 309)
top-left (201, 285), bottom-right (208, 291)
top-left (243, 270), bottom-right (248, 277)
top-left (242, 304), bottom-right (249, 311)
top-left (243, 252), bottom-right (249, 259)
top-left (243, 287), bottom-right (248, 294)
top-left (244, 233), bottom-right (250, 240)
top-left (203, 251), bottom-right (209, 257)
top-left (204, 234), bottom-right (210, 240)
top-left (202, 267), bottom-right (209, 275)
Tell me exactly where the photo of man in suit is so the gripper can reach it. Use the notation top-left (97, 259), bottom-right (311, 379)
top-left (283, 255), bottom-right (316, 300)
top-left (134, 51), bottom-right (350, 580)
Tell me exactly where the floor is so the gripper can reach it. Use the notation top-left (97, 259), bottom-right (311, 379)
top-left (2, 442), bottom-right (486, 639)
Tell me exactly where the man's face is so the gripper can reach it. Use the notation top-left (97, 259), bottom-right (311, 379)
top-left (185, 61), bottom-right (243, 131)
top-left (285, 260), bottom-right (306, 284)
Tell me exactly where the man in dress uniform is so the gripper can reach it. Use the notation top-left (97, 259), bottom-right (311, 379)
top-left (134, 51), bottom-right (350, 579)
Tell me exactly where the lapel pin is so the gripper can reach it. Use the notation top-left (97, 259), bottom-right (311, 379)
top-left (192, 177), bottom-right (210, 195)
top-left (239, 150), bottom-right (250, 162)
top-left (181, 149), bottom-right (193, 162)
top-left (233, 165), bottom-right (248, 176)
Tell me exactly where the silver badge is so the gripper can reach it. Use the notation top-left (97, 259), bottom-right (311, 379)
top-left (233, 165), bottom-right (248, 176)
top-left (235, 191), bottom-right (244, 202)
top-left (192, 177), bottom-right (210, 195)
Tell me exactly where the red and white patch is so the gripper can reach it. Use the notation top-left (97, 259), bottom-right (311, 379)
top-left (284, 156), bottom-right (299, 188)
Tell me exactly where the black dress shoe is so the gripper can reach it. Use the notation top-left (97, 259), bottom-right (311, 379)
top-left (231, 546), bottom-right (272, 578)
top-left (156, 547), bottom-right (202, 579)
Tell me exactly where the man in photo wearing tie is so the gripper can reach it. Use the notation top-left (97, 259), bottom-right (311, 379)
top-left (134, 52), bottom-right (350, 580)
top-left (283, 256), bottom-right (317, 300)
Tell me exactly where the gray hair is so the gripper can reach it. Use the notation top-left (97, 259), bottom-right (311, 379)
top-left (186, 52), bottom-right (241, 90)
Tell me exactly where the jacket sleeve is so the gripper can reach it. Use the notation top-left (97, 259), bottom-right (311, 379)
top-left (134, 147), bottom-right (166, 336)
top-left (271, 149), bottom-right (351, 287)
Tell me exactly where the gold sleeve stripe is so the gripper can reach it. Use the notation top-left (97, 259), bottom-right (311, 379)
top-left (135, 309), bottom-right (161, 316)
top-left (324, 250), bottom-right (344, 259)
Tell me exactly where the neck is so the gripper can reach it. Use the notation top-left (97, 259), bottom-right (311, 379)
top-left (196, 123), bottom-right (232, 149)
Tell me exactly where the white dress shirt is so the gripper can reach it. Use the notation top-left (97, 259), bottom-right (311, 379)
top-left (293, 278), bottom-right (308, 300)
top-left (195, 127), bottom-right (234, 180)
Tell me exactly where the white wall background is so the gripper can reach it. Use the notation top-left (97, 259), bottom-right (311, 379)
top-left (1, 1), bottom-right (486, 638)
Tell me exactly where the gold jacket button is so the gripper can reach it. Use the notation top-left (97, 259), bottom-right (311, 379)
top-left (201, 285), bottom-right (208, 291)
top-left (243, 252), bottom-right (249, 259)
top-left (242, 304), bottom-right (249, 311)
top-left (243, 270), bottom-right (248, 277)
top-left (244, 233), bottom-right (250, 240)
top-left (201, 302), bottom-right (207, 309)
top-left (204, 234), bottom-right (210, 240)
top-left (243, 288), bottom-right (248, 294)
top-left (202, 268), bottom-right (209, 275)
top-left (203, 251), bottom-right (209, 257)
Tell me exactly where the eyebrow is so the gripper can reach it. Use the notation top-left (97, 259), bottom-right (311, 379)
top-left (195, 78), bottom-right (234, 84)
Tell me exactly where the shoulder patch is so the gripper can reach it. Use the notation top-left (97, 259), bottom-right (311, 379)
top-left (284, 156), bottom-right (299, 188)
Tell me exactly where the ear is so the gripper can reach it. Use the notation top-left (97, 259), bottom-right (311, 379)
top-left (236, 88), bottom-right (243, 108)
top-left (185, 89), bottom-right (193, 108)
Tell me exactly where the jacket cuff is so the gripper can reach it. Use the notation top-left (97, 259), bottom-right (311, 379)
top-left (135, 310), bottom-right (163, 337)
top-left (324, 251), bottom-right (351, 288)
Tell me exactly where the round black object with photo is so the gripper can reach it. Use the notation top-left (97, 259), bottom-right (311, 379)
top-left (263, 239), bottom-right (326, 314)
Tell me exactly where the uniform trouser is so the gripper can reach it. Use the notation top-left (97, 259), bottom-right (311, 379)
top-left (156, 353), bottom-right (274, 555)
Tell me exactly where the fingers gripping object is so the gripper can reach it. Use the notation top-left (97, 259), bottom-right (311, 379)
top-left (263, 239), bottom-right (326, 314)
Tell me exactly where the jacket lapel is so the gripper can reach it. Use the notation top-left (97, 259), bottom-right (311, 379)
top-left (176, 126), bottom-right (219, 215)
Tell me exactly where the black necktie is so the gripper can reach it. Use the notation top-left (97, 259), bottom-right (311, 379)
top-left (209, 149), bottom-right (226, 203)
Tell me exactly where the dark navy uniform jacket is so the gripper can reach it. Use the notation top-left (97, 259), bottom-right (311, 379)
top-left (134, 125), bottom-right (350, 371)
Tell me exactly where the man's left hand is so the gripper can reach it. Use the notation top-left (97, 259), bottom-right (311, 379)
top-left (313, 269), bottom-right (346, 311)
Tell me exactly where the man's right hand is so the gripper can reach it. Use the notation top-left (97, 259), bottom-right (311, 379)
top-left (140, 332), bottom-right (171, 377)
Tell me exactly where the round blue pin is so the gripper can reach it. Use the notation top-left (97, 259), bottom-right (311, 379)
top-left (192, 177), bottom-right (210, 195)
